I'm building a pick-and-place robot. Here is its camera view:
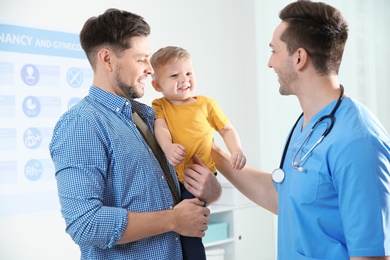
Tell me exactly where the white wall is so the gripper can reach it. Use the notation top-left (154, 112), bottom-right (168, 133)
top-left (1, 0), bottom-right (389, 259)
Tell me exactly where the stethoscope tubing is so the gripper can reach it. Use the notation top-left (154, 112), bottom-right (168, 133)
top-left (272, 85), bottom-right (344, 183)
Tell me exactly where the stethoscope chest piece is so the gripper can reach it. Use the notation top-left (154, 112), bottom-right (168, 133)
top-left (272, 168), bottom-right (285, 184)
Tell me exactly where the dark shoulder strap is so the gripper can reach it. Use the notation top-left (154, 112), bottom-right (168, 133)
top-left (132, 111), bottom-right (181, 205)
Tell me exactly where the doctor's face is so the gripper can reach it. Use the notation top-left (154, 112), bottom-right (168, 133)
top-left (268, 22), bottom-right (298, 96)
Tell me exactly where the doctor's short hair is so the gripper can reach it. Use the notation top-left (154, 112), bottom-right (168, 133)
top-left (279, 0), bottom-right (349, 76)
top-left (150, 46), bottom-right (191, 79)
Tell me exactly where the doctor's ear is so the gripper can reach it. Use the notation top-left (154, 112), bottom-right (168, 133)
top-left (295, 48), bottom-right (308, 69)
top-left (151, 80), bottom-right (163, 92)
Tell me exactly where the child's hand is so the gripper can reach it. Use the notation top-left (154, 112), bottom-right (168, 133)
top-left (166, 143), bottom-right (186, 166)
top-left (230, 152), bottom-right (246, 170)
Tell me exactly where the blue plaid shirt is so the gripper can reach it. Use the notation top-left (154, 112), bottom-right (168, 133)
top-left (50, 86), bottom-right (182, 259)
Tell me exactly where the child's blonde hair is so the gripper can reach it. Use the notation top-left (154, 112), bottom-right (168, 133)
top-left (150, 46), bottom-right (191, 78)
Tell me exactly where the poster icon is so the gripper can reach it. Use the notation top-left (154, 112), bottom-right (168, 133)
top-left (21, 64), bottom-right (40, 86)
top-left (67, 67), bottom-right (83, 88)
top-left (24, 159), bottom-right (43, 181)
top-left (24, 127), bottom-right (42, 149)
top-left (22, 96), bottom-right (41, 117)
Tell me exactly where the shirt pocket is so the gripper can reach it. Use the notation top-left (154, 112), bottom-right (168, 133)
top-left (289, 157), bottom-right (323, 204)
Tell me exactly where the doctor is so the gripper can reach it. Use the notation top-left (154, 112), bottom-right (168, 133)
top-left (211, 1), bottom-right (390, 259)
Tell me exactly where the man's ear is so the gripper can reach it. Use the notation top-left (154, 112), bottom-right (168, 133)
top-left (295, 47), bottom-right (308, 70)
top-left (152, 80), bottom-right (162, 92)
top-left (97, 48), bottom-right (113, 72)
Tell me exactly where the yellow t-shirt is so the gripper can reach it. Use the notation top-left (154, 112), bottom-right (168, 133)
top-left (152, 96), bottom-right (229, 182)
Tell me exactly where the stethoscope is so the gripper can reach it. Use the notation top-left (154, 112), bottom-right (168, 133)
top-left (272, 85), bottom-right (344, 184)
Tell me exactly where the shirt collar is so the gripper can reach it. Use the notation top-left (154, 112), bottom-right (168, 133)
top-left (89, 86), bottom-right (130, 113)
top-left (88, 86), bottom-right (155, 122)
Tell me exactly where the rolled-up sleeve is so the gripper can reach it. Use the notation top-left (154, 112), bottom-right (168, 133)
top-left (50, 112), bottom-right (128, 249)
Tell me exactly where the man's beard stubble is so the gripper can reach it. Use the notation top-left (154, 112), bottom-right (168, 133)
top-left (115, 71), bottom-right (142, 100)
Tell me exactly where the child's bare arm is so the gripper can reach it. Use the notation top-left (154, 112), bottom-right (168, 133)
top-left (218, 123), bottom-right (246, 170)
top-left (154, 118), bottom-right (185, 166)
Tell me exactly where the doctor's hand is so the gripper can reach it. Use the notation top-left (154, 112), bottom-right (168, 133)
top-left (183, 155), bottom-right (222, 205)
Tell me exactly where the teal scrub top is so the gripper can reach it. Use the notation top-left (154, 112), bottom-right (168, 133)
top-left (275, 97), bottom-right (390, 259)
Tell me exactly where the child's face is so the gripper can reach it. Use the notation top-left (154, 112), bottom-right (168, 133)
top-left (154, 58), bottom-right (196, 103)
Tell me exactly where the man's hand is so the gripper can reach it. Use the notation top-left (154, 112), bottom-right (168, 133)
top-left (183, 155), bottom-right (222, 204)
top-left (172, 198), bottom-right (210, 237)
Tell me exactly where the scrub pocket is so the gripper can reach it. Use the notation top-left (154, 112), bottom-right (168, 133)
top-left (289, 157), bottom-right (323, 204)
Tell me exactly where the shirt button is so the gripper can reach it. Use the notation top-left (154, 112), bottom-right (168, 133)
top-left (169, 206), bottom-right (173, 210)
top-left (116, 108), bottom-right (120, 112)
top-left (125, 102), bottom-right (129, 106)
top-left (176, 236), bottom-right (179, 241)
top-left (161, 176), bottom-right (165, 180)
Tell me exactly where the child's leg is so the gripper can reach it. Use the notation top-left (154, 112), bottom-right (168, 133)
top-left (179, 182), bottom-right (206, 260)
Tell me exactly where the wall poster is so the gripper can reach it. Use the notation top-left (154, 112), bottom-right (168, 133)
top-left (0, 23), bottom-right (91, 218)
